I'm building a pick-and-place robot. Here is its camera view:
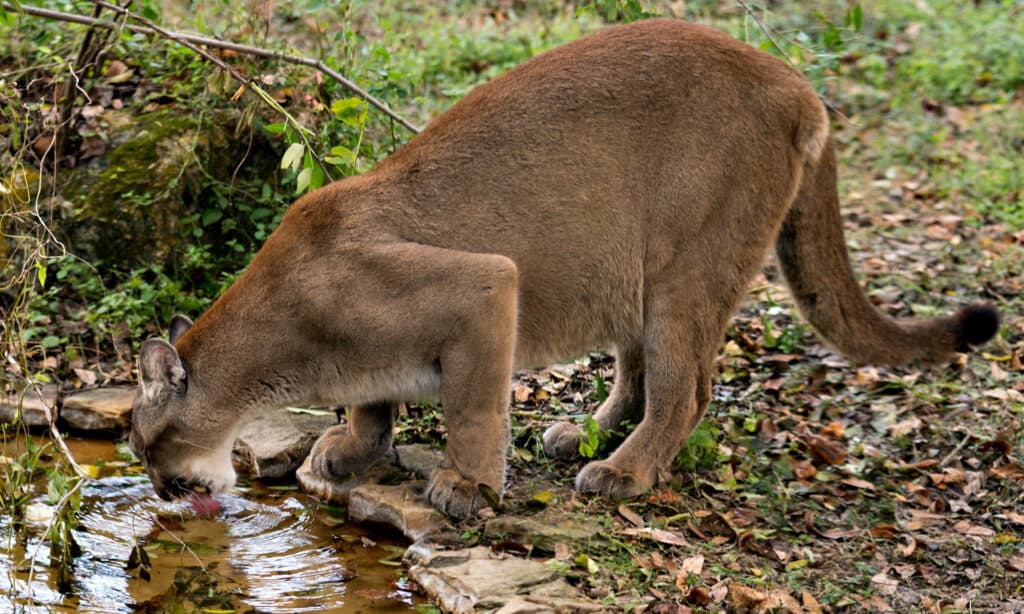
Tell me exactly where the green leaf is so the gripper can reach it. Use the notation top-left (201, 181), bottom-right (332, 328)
top-left (35, 262), bottom-right (46, 289)
top-left (41, 335), bottom-right (61, 349)
top-left (295, 167), bottom-right (312, 194)
top-left (263, 122), bottom-right (287, 134)
top-left (331, 97), bottom-right (368, 127)
top-left (201, 209), bottom-right (223, 227)
top-left (281, 142), bottom-right (305, 171)
top-left (853, 4), bottom-right (863, 32)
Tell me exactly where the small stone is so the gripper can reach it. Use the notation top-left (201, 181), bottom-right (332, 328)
top-left (0, 385), bottom-right (57, 427)
top-left (348, 482), bottom-right (445, 542)
top-left (233, 406), bottom-right (338, 478)
top-left (395, 444), bottom-right (443, 478)
top-left (484, 511), bottom-right (603, 554)
top-left (62, 386), bottom-right (135, 431)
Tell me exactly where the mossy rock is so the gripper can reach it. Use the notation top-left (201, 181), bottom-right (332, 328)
top-left (59, 108), bottom-right (258, 269)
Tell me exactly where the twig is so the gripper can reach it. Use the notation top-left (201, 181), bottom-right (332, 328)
top-left (2, 1), bottom-right (421, 134)
top-left (735, 0), bottom-right (852, 124)
top-left (939, 431), bottom-right (973, 468)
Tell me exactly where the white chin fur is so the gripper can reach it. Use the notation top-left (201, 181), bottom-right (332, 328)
top-left (182, 441), bottom-right (237, 496)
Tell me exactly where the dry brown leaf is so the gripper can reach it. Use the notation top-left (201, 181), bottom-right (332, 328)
top-left (621, 527), bottom-right (689, 547)
top-left (618, 504), bottom-right (645, 528)
top-left (871, 571), bottom-right (899, 595)
top-left (802, 591), bottom-right (823, 614)
top-left (870, 524), bottom-right (900, 539)
top-left (679, 554), bottom-right (704, 577)
top-left (805, 434), bottom-right (847, 466)
top-left (511, 383), bottom-right (532, 403)
top-left (685, 586), bottom-right (711, 606)
top-left (73, 367), bottom-right (97, 387)
top-left (990, 462), bottom-right (1024, 480)
top-left (952, 520), bottom-right (995, 537)
top-left (841, 477), bottom-right (876, 491)
top-left (728, 583), bottom-right (766, 608)
top-left (890, 416), bottom-right (922, 438)
top-left (1008, 556), bottom-right (1024, 573)
top-left (820, 421), bottom-right (845, 439)
top-left (792, 459), bottom-right (817, 479)
top-left (899, 535), bottom-right (918, 557)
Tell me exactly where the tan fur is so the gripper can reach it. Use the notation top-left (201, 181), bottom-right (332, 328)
top-left (131, 19), bottom-right (997, 518)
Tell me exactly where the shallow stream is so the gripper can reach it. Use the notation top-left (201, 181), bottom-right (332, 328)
top-left (1, 435), bottom-right (421, 612)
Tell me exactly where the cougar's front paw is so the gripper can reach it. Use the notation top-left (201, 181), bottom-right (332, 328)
top-left (309, 424), bottom-right (394, 480)
top-left (575, 460), bottom-right (649, 499)
top-left (425, 469), bottom-right (491, 519)
top-left (542, 422), bottom-right (583, 460)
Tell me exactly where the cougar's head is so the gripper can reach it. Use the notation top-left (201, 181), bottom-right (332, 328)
top-left (130, 315), bottom-right (236, 504)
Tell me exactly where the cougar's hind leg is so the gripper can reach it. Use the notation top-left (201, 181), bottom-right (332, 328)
top-left (575, 284), bottom-right (718, 499)
top-left (308, 401), bottom-right (398, 479)
top-left (543, 342), bottom-right (645, 459)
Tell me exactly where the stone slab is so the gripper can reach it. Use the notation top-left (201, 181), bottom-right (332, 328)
top-left (484, 511), bottom-right (603, 554)
top-left (405, 545), bottom-right (601, 613)
top-left (0, 385), bottom-right (58, 427)
top-left (62, 386), bottom-right (135, 430)
top-left (233, 406), bottom-right (338, 478)
top-left (348, 482), bottom-right (445, 542)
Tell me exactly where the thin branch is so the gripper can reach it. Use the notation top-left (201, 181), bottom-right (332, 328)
top-left (2, 1), bottom-right (421, 134)
top-left (736, 0), bottom-right (851, 124)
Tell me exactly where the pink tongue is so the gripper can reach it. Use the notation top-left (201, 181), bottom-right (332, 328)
top-left (188, 492), bottom-right (222, 517)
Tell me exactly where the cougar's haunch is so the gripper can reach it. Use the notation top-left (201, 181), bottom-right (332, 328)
top-left (130, 19), bottom-right (998, 519)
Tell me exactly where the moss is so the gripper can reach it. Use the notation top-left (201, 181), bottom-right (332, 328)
top-left (60, 108), bottom-right (241, 269)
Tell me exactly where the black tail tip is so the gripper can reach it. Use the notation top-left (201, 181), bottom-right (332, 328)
top-left (955, 303), bottom-right (1000, 350)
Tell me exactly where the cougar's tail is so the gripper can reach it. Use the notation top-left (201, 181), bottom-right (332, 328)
top-left (775, 136), bottom-right (999, 365)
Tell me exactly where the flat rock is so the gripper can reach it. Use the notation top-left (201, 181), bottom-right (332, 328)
top-left (484, 511), bottom-right (603, 554)
top-left (233, 407), bottom-right (338, 478)
top-left (62, 386), bottom-right (134, 430)
top-left (0, 385), bottom-right (58, 427)
top-left (405, 545), bottom-right (601, 613)
top-left (395, 443), bottom-right (443, 478)
top-left (348, 482), bottom-right (445, 542)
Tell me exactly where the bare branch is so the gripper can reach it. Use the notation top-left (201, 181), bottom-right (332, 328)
top-left (2, 1), bottom-right (422, 134)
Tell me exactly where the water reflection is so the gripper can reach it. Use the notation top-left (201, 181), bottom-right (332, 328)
top-left (2, 441), bottom-right (418, 612)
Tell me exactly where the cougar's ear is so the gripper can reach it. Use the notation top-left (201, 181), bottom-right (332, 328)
top-left (168, 314), bottom-right (193, 344)
top-left (139, 339), bottom-right (187, 403)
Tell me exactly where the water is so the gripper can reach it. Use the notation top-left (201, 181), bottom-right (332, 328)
top-left (1, 435), bottom-right (421, 613)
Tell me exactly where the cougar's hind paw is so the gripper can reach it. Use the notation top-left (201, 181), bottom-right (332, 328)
top-left (542, 422), bottom-right (584, 460)
top-left (575, 460), bottom-right (648, 499)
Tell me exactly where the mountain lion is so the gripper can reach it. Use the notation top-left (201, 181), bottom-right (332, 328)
top-left (131, 19), bottom-right (999, 519)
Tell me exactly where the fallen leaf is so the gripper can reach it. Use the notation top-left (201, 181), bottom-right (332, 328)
top-left (685, 585), bottom-right (711, 606)
top-left (871, 572), bottom-right (899, 595)
top-left (952, 520), bottom-right (995, 537)
top-left (792, 459), bottom-right (817, 479)
top-left (618, 504), bottom-right (644, 528)
top-left (802, 591), bottom-right (823, 614)
top-left (679, 554), bottom-right (704, 576)
top-left (890, 416), bottom-right (922, 438)
top-left (511, 382), bottom-right (532, 403)
top-left (728, 583), bottom-right (766, 608)
top-left (870, 524), bottom-right (900, 539)
top-left (805, 434), bottom-right (847, 465)
top-left (841, 477), bottom-right (876, 491)
top-left (820, 421), bottom-right (845, 438)
top-left (621, 527), bottom-right (689, 547)
top-left (990, 462), bottom-right (1024, 480)
top-left (73, 367), bottom-right (97, 387)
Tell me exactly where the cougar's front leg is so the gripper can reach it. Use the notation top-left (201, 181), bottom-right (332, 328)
top-left (309, 401), bottom-right (397, 479)
top-left (340, 243), bottom-right (518, 519)
top-left (425, 259), bottom-right (518, 519)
